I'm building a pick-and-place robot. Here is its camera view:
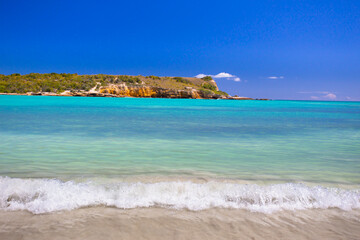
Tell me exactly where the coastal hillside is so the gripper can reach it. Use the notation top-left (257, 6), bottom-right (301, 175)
top-left (0, 73), bottom-right (238, 99)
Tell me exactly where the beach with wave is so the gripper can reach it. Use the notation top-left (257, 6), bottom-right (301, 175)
top-left (1, 95), bottom-right (359, 239)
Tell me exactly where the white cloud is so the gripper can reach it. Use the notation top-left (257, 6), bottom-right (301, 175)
top-left (194, 74), bottom-right (208, 78)
top-left (324, 93), bottom-right (336, 100)
top-left (195, 72), bottom-right (241, 82)
top-left (267, 76), bottom-right (284, 79)
top-left (299, 91), bottom-right (337, 100)
top-left (213, 72), bottom-right (235, 78)
top-left (298, 91), bottom-right (330, 94)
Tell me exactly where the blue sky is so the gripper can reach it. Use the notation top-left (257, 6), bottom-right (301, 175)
top-left (1, 0), bottom-right (359, 100)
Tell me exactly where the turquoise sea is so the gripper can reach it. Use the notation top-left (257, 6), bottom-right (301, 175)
top-left (0, 95), bottom-right (359, 214)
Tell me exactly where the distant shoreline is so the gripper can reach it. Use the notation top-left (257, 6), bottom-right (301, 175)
top-left (0, 73), bottom-right (269, 100)
top-left (0, 92), bottom-right (268, 100)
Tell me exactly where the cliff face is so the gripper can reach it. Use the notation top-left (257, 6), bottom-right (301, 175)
top-left (99, 83), bottom-right (222, 99)
top-left (96, 75), bottom-right (223, 99)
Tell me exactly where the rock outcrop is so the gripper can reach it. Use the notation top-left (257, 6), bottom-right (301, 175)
top-left (99, 84), bottom-right (222, 99)
top-left (22, 85), bottom-right (257, 100)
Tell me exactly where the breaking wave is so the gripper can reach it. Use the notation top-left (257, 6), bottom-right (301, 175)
top-left (0, 177), bottom-right (359, 214)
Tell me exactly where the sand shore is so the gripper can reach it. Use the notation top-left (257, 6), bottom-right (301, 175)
top-left (1, 208), bottom-right (359, 240)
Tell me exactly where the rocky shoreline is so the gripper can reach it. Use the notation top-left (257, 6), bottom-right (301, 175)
top-left (0, 91), bottom-right (261, 100)
top-left (0, 82), bottom-right (265, 100)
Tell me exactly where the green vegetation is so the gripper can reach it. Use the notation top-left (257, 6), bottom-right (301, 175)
top-left (147, 75), bottom-right (161, 80)
top-left (202, 76), bottom-right (213, 81)
top-left (0, 73), bottom-right (140, 93)
top-left (0, 73), bottom-right (94, 93)
top-left (199, 89), bottom-right (213, 95)
top-left (107, 75), bottom-right (141, 84)
top-left (173, 77), bottom-right (191, 84)
top-left (214, 90), bottom-right (229, 96)
top-left (200, 82), bottom-right (228, 96)
top-left (201, 83), bottom-right (217, 91)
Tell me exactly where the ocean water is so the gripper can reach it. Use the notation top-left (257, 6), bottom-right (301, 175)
top-left (0, 95), bottom-right (360, 214)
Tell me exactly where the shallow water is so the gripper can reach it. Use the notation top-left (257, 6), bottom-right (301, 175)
top-left (1, 96), bottom-right (359, 185)
top-left (0, 96), bottom-right (360, 238)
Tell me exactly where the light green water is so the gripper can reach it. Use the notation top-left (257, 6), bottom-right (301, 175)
top-left (0, 95), bottom-right (359, 186)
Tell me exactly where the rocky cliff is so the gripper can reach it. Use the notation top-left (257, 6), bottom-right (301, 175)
top-left (99, 83), bottom-right (223, 99)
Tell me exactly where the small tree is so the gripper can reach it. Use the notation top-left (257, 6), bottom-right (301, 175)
top-left (202, 76), bottom-right (213, 81)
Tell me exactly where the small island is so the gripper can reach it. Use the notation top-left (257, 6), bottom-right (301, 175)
top-left (0, 73), bottom-right (256, 100)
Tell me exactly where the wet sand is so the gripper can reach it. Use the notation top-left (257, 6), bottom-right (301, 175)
top-left (1, 208), bottom-right (359, 240)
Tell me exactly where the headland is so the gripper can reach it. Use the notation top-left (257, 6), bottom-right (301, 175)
top-left (0, 73), bottom-right (263, 100)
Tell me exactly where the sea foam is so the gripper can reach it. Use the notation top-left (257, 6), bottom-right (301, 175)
top-left (0, 177), bottom-right (359, 214)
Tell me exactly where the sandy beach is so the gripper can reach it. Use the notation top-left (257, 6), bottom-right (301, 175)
top-left (1, 208), bottom-right (360, 240)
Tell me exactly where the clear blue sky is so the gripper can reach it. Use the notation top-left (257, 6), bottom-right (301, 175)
top-left (1, 0), bottom-right (359, 100)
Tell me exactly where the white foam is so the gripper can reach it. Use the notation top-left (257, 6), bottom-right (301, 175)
top-left (0, 177), bottom-right (359, 214)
